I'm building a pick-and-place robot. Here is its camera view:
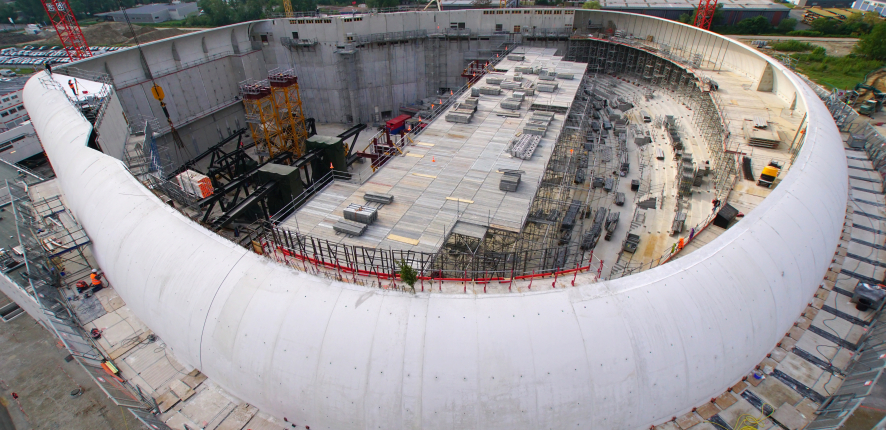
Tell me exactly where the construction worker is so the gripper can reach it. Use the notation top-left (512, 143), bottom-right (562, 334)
top-left (68, 79), bottom-right (77, 96)
top-left (90, 269), bottom-right (103, 290)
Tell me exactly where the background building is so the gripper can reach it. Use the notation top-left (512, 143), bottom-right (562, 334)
top-left (97, 2), bottom-right (199, 23)
top-left (853, 0), bottom-right (886, 15)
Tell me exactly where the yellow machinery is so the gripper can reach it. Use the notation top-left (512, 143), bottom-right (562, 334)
top-left (240, 69), bottom-right (308, 159)
top-left (283, 0), bottom-right (293, 17)
top-left (757, 163), bottom-right (781, 188)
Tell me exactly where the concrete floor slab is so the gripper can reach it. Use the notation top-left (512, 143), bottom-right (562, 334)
top-left (776, 353), bottom-right (824, 389)
top-left (718, 398), bottom-right (774, 430)
top-left (770, 403), bottom-right (810, 430)
top-left (0, 291), bottom-right (130, 430)
top-left (751, 377), bottom-right (803, 409)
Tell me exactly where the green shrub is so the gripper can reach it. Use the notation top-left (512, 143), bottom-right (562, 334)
top-left (771, 40), bottom-right (815, 52)
top-left (787, 30), bottom-right (822, 37)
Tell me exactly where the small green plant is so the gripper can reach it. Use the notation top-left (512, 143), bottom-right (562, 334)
top-left (398, 259), bottom-right (418, 293)
top-left (582, 0), bottom-right (601, 9)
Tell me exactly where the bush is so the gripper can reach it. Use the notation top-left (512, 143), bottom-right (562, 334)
top-left (856, 21), bottom-right (886, 60)
top-left (398, 259), bottom-right (417, 292)
top-left (787, 30), bottom-right (822, 37)
top-left (776, 18), bottom-right (797, 34)
top-left (582, 0), bottom-right (601, 8)
top-left (771, 40), bottom-right (815, 52)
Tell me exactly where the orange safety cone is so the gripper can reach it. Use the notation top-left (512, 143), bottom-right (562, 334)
top-left (432, 157), bottom-right (435, 162)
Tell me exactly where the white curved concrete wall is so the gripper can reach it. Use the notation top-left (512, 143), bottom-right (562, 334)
top-left (25, 12), bottom-right (846, 429)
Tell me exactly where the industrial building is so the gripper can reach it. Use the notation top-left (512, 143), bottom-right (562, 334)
top-left (853, 0), bottom-right (886, 15)
top-left (4, 6), bottom-right (886, 430)
top-left (562, 0), bottom-right (792, 24)
top-left (97, 2), bottom-right (199, 23)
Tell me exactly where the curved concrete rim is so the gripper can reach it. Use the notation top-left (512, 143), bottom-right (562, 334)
top-left (26, 12), bottom-right (846, 430)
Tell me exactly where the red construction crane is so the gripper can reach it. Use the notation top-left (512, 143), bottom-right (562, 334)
top-left (694, 0), bottom-right (718, 31)
top-left (41, 0), bottom-right (92, 61)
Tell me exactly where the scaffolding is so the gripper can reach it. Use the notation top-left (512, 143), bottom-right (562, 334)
top-left (240, 79), bottom-right (278, 158)
top-left (268, 68), bottom-right (309, 158)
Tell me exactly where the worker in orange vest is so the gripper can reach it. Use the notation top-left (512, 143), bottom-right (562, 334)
top-left (68, 79), bottom-right (78, 96)
top-left (90, 269), bottom-right (103, 289)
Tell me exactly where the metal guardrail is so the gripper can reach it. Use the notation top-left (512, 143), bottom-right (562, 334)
top-left (806, 307), bottom-right (886, 429)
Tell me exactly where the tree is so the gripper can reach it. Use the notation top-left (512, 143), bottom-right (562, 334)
top-left (734, 16), bottom-right (772, 34)
top-left (677, 4), bottom-right (723, 26)
top-left (367, 0), bottom-right (398, 8)
top-left (776, 17), bottom-right (797, 33)
top-left (15, 0), bottom-right (47, 23)
top-left (856, 21), bottom-right (886, 60)
top-left (810, 17), bottom-right (839, 35)
top-left (397, 259), bottom-right (417, 293)
top-left (582, 0), bottom-right (600, 9)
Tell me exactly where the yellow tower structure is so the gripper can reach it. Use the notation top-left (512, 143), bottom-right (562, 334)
top-left (283, 0), bottom-right (294, 17)
top-left (268, 68), bottom-right (309, 158)
top-left (240, 80), bottom-right (281, 159)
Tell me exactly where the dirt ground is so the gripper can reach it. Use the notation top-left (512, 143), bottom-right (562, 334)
top-left (729, 35), bottom-right (859, 57)
top-left (40, 22), bottom-right (194, 47)
top-left (856, 68), bottom-right (886, 102)
top-left (0, 32), bottom-right (43, 46)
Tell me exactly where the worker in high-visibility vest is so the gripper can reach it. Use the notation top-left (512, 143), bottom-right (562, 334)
top-left (90, 269), bottom-right (103, 289)
top-left (68, 79), bottom-right (77, 96)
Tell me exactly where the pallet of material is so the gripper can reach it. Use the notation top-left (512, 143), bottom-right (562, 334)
top-left (537, 82), bottom-right (559, 92)
top-left (343, 203), bottom-right (378, 224)
top-left (512, 91), bottom-right (526, 101)
top-left (500, 99), bottom-right (522, 110)
top-left (509, 134), bottom-right (542, 159)
top-left (507, 54), bottom-right (525, 61)
top-left (364, 192), bottom-right (394, 204)
top-left (744, 123), bottom-right (781, 148)
top-left (486, 77), bottom-right (504, 85)
top-left (494, 110), bottom-right (521, 118)
top-left (446, 113), bottom-right (473, 123)
top-left (514, 66), bottom-right (534, 74)
top-left (478, 86), bottom-right (502, 95)
top-left (333, 219), bottom-right (367, 236)
top-left (471, 87), bottom-right (480, 97)
top-left (556, 72), bottom-right (574, 80)
top-left (463, 97), bottom-right (479, 107)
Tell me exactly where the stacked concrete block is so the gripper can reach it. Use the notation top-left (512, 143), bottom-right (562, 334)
top-left (556, 72), bottom-right (574, 80)
top-left (537, 82), bottom-right (558, 92)
top-left (514, 66), bottom-right (534, 74)
top-left (501, 80), bottom-right (522, 91)
top-left (507, 54), bottom-right (525, 61)
top-left (343, 203), bottom-right (378, 224)
top-left (486, 76), bottom-right (504, 85)
top-left (478, 86), bottom-right (501, 95)
top-left (499, 171), bottom-right (522, 191)
top-left (500, 99), bottom-right (522, 110)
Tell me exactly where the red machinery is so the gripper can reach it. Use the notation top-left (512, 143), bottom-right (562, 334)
top-left (694, 0), bottom-right (718, 31)
top-left (41, 0), bottom-right (92, 61)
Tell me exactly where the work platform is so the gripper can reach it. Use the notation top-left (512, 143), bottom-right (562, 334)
top-left (283, 48), bottom-right (587, 253)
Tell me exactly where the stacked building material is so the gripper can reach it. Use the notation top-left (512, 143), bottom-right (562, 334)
top-left (538, 69), bottom-right (556, 81)
top-left (500, 99), bottom-right (522, 110)
top-left (744, 123), bottom-right (781, 148)
top-left (343, 203), bottom-right (378, 224)
top-left (364, 192), bottom-right (394, 204)
top-left (478, 86), bottom-right (501, 95)
top-left (463, 97), bottom-right (479, 109)
top-left (507, 54), bottom-right (525, 61)
top-left (514, 66), bottom-right (534, 74)
top-left (523, 111), bottom-right (553, 136)
top-left (486, 76), bottom-right (504, 85)
top-left (501, 80), bottom-right (522, 91)
top-left (176, 170), bottom-right (214, 199)
top-left (537, 82), bottom-right (558, 93)
top-left (333, 219), bottom-right (367, 236)
top-left (508, 134), bottom-right (542, 159)
top-left (446, 112), bottom-right (472, 123)
top-left (499, 171), bottom-right (522, 191)
top-left (556, 72), bottom-right (574, 80)
top-left (679, 152), bottom-right (695, 197)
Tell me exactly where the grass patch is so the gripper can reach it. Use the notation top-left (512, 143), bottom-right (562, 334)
top-left (793, 53), bottom-right (884, 90)
top-left (771, 40), bottom-right (815, 51)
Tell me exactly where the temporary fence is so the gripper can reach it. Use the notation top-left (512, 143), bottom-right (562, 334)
top-left (263, 224), bottom-right (605, 287)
